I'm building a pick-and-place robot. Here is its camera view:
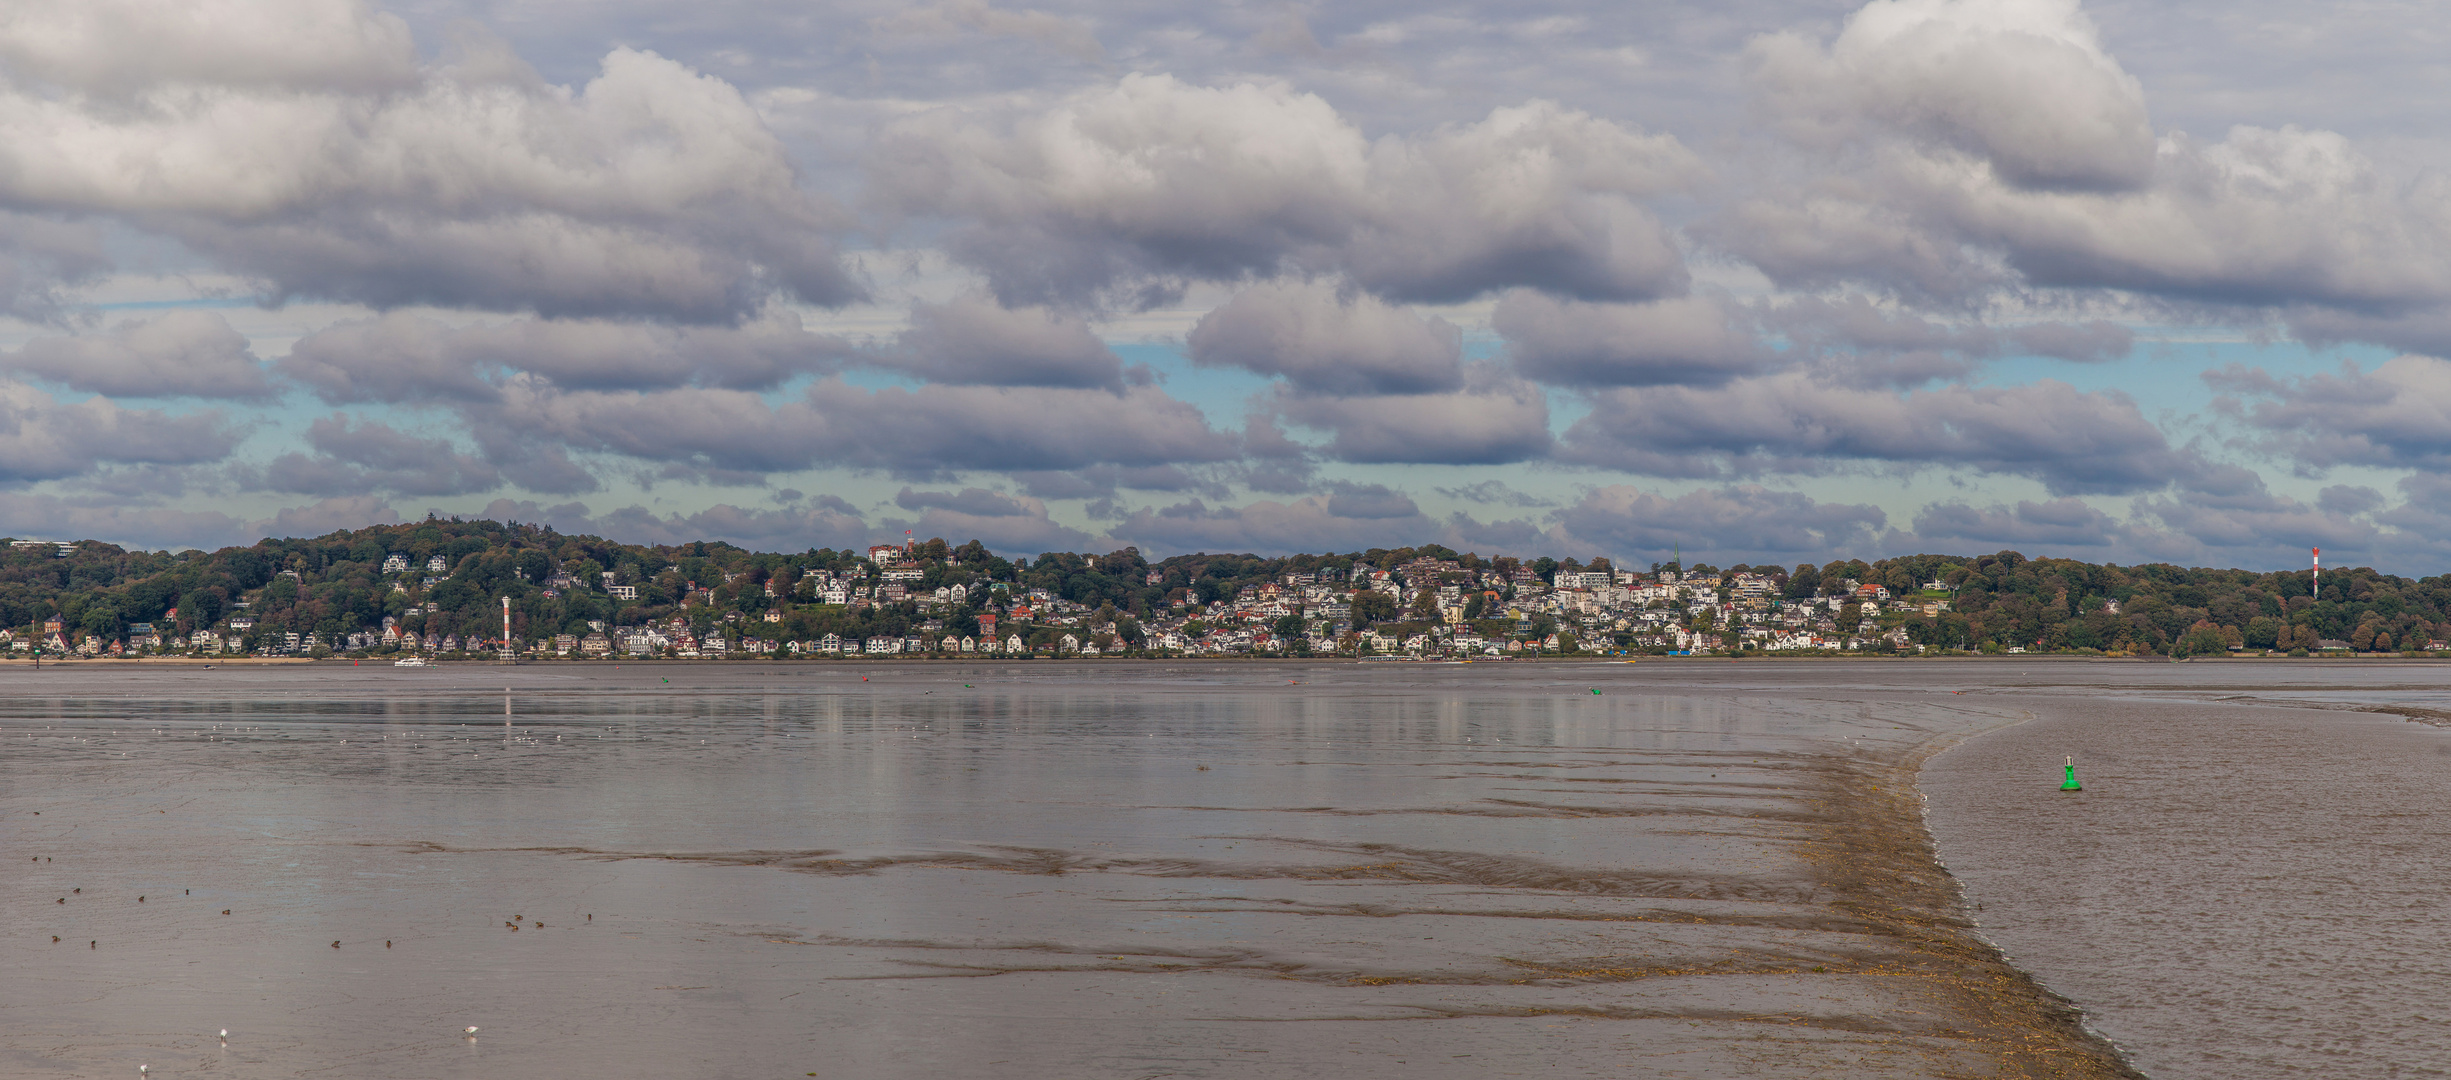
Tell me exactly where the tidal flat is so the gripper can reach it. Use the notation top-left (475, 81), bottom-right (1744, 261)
top-left (0, 660), bottom-right (2237, 1078)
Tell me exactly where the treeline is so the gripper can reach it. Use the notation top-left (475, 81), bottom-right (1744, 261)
top-left (0, 522), bottom-right (1534, 648)
top-left (0, 521), bottom-right (2436, 656)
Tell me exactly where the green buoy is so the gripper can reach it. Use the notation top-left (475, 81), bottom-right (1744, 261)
top-left (2060, 754), bottom-right (2082, 791)
top-left (1590, 688), bottom-right (1601, 695)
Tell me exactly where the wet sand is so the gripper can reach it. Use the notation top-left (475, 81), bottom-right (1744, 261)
top-left (1926, 668), bottom-right (2451, 1078)
top-left (2, 662), bottom-right (2135, 1078)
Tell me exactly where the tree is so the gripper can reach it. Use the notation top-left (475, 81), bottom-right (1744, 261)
top-left (1785, 563), bottom-right (1821, 599)
top-left (1352, 591), bottom-right (1397, 626)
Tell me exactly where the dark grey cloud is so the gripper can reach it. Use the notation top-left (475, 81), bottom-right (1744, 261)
top-left (0, 379), bottom-right (240, 483)
top-left (1275, 361), bottom-right (1552, 465)
top-left (886, 294), bottom-right (1126, 389)
top-left (278, 310), bottom-right (849, 405)
top-left (869, 77), bottom-right (1697, 307)
top-left (7, 311), bottom-right (271, 399)
top-left (1187, 280), bottom-right (1462, 395)
top-left (1010, 464), bottom-right (1228, 501)
top-left (491, 377), bottom-right (1240, 482)
top-left (1558, 372), bottom-right (2201, 495)
top-left (1321, 481), bottom-right (1418, 520)
top-left (2208, 356), bottom-right (2451, 473)
top-left (254, 414), bottom-right (502, 498)
top-left (895, 485), bottom-right (1038, 517)
top-left (1108, 493), bottom-right (1509, 557)
top-left (1435, 479), bottom-right (1553, 508)
top-left (1495, 290), bottom-right (1773, 387)
top-left (1551, 484), bottom-right (1888, 563)
top-left (1908, 497), bottom-right (2124, 550)
top-left (2124, 473), bottom-right (2381, 566)
top-left (476, 496), bottom-right (876, 552)
top-left (884, 488), bottom-right (1101, 554)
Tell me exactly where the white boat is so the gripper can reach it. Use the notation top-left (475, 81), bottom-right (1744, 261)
top-left (393, 657), bottom-right (429, 667)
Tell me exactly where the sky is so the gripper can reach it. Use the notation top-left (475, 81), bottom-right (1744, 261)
top-left (1, 0), bottom-right (2449, 572)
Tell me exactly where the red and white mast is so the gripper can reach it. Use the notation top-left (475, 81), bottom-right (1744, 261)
top-left (2311, 547), bottom-right (2320, 599)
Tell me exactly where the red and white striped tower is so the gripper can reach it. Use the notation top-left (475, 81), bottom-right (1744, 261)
top-left (2312, 547), bottom-right (2321, 599)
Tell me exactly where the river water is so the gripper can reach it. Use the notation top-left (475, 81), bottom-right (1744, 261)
top-left (3, 661), bottom-right (2443, 1078)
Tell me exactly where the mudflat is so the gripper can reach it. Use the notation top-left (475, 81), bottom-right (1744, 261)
top-left (3, 661), bottom-right (2134, 1078)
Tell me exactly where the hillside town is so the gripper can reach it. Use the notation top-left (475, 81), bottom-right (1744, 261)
top-left (1, 522), bottom-right (2440, 662)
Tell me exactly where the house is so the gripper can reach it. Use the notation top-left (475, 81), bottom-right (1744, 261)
top-left (1005, 634), bottom-right (1024, 653)
top-left (580, 633), bottom-right (611, 656)
top-left (554, 634), bottom-right (578, 654)
top-left (426, 555), bottom-right (448, 573)
top-left (865, 637), bottom-right (901, 654)
top-left (382, 553), bottom-right (411, 573)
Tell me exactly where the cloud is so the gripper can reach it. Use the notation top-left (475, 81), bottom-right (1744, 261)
top-left (253, 414), bottom-right (502, 498)
top-left (1109, 493), bottom-right (1449, 555)
top-left (0, 491), bottom-right (399, 551)
top-left (2007, 319), bottom-right (2132, 362)
top-left (1496, 291), bottom-right (1772, 387)
top-left (1009, 464), bottom-right (1226, 501)
top-left (2209, 356), bottom-right (2451, 473)
top-left (1435, 479), bottom-right (1553, 508)
top-left (870, 75), bottom-right (1697, 307)
top-left (1321, 481), bottom-right (1419, 519)
top-left (1747, 0), bottom-right (2153, 192)
top-left (1558, 371), bottom-right (2198, 494)
top-left (1276, 361), bottom-right (1552, 465)
top-left (1188, 280), bottom-right (1463, 395)
top-left (260, 495), bottom-right (402, 539)
top-left (0, 0), bottom-right (419, 97)
top-left (1550, 484), bottom-right (1889, 564)
top-left (492, 377), bottom-right (1240, 481)
top-left (2124, 472), bottom-right (2380, 566)
top-left (1721, 1), bottom-right (2451, 317)
top-left (886, 293), bottom-right (1127, 389)
top-left (1908, 496), bottom-right (2123, 549)
top-left (0, 22), bottom-right (857, 321)
top-left (870, 0), bottom-right (1104, 63)
top-left (5, 311), bottom-right (270, 399)
top-left (888, 487), bottom-right (1099, 553)
top-left (0, 380), bottom-right (240, 483)
top-left (278, 309), bottom-right (847, 405)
